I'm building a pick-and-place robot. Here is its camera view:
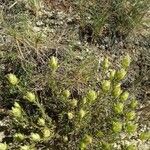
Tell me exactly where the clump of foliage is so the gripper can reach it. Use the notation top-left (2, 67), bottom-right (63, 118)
top-left (0, 0), bottom-right (150, 150)
top-left (0, 54), bottom-right (149, 150)
top-left (77, 0), bottom-right (150, 41)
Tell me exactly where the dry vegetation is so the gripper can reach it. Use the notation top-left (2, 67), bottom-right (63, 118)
top-left (0, 0), bottom-right (150, 150)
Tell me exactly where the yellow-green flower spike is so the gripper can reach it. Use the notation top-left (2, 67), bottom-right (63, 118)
top-left (120, 91), bottom-right (129, 102)
top-left (126, 111), bottom-right (136, 120)
top-left (86, 90), bottom-right (97, 103)
top-left (82, 97), bottom-right (87, 104)
top-left (112, 121), bottom-right (122, 133)
top-left (43, 128), bottom-right (51, 138)
top-left (109, 69), bottom-right (116, 80)
top-left (0, 143), bottom-right (7, 150)
top-left (70, 99), bottom-right (78, 107)
top-left (102, 57), bottom-right (110, 70)
top-left (83, 135), bottom-right (92, 144)
top-left (114, 102), bottom-right (124, 114)
top-left (12, 107), bottom-right (22, 118)
top-left (14, 102), bottom-right (21, 108)
top-left (115, 69), bottom-right (127, 80)
top-left (20, 145), bottom-right (30, 150)
top-left (121, 54), bottom-right (131, 69)
top-left (125, 122), bottom-right (137, 134)
top-left (130, 99), bottom-right (138, 109)
top-left (30, 133), bottom-right (41, 142)
top-left (7, 73), bottom-right (18, 85)
top-left (63, 90), bottom-right (70, 98)
top-left (102, 80), bottom-right (111, 92)
top-left (112, 84), bottom-right (122, 98)
top-left (49, 56), bottom-right (58, 70)
top-left (80, 142), bottom-right (87, 150)
top-left (14, 133), bottom-right (25, 141)
top-left (139, 131), bottom-right (150, 141)
top-left (37, 118), bottom-right (45, 126)
top-left (24, 92), bottom-right (36, 102)
top-left (79, 109), bottom-right (86, 119)
top-left (67, 112), bottom-right (74, 120)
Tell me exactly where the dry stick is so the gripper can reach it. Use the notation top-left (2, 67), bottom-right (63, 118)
top-left (16, 39), bottom-right (25, 60)
top-left (9, 1), bottom-right (18, 9)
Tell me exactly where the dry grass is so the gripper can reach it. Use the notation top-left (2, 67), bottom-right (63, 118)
top-left (0, 0), bottom-right (150, 149)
